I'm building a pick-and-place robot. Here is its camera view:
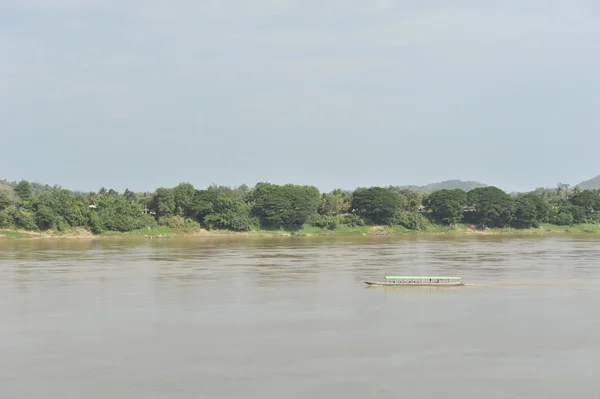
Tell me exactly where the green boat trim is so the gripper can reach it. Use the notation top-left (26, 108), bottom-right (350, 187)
top-left (364, 280), bottom-right (465, 287)
top-left (384, 276), bottom-right (461, 280)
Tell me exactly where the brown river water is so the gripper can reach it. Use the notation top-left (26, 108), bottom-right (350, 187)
top-left (1, 235), bottom-right (600, 398)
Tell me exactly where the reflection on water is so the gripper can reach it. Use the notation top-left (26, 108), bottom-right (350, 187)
top-left (1, 235), bottom-right (600, 398)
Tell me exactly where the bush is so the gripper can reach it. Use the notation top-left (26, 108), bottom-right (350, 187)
top-left (89, 211), bottom-right (105, 234)
top-left (553, 212), bottom-right (574, 226)
top-left (204, 213), bottom-right (256, 231)
top-left (158, 215), bottom-right (198, 231)
top-left (203, 196), bottom-right (257, 231)
top-left (306, 214), bottom-right (339, 230)
top-left (0, 209), bottom-right (14, 228)
top-left (338, 213), bottom-right (365, 227)
top-left (15, 209), bottom-right (37, 230)
top-left (393, 211), bottom-right (431, 230)
top-left (158, 215), bottom-right (186, 229)
top-left (57, 219), bottom-right (69, 232)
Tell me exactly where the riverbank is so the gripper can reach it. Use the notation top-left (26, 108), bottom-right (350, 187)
top-left (1, 223), bottom-right (600, 240)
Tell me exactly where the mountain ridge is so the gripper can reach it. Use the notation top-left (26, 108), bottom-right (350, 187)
top-left (576, 175), bottom-right (600, 190)
top-left (2, 176), bottom-right (599, 195)
top-left (398, 179), bottom-right (487, 193)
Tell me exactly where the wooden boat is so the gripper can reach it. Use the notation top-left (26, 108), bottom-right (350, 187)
top-left (364, 276), bottom-right (464, 287)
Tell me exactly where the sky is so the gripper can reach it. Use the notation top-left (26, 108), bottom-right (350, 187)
top-left (1, 0), bottom-right (599, 193)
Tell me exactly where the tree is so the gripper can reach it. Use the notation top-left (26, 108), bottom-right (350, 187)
top-left (203, 196), bottom-right (256, 231)
top-left (394, 211), bottom-right (431, 230)
top-left (527, 192), bottom-right (551, 223)
top-left (251, 183), bottom-right (321, 230)
top-left (0, 209), bottom-right (14, 228)
top-left (423, 189), bottom-right (467, 225)
top-left (14, 180), bottom-right (32, 201)
top-left (351, 187), bottom-right (404, 225)
top-left (320, 189), bottom-right (351, 216)
top-left (95, 196), bottom-right (150, 232)
top-left (400, 190), bottom-right (422, 212)
top-left (15, 208), bottom-right (37, 230)
top-left (283, 184), bottom-right (321, 230)
top-left (65, 204), bottom-right (88, 227)
top-left (0, 190), bottom-right (11, 211)
top-left (150, 188), bottom-right (176, 218)
top-left (553, 210), bottom-right (574, 226)
top-left (388, 187), bottom-right (422, 212)
top-left (192, 189), bottom-right (218, 222)
top-left (172, 182), bottom-right (196, 217)
top-left (569, 190), bottom-right (600, 219)
top-left (466, 186), bottom-right (515, 228)
top-left (513, 196), bottom-right (539, 228)
top-left (123, 189), bottom-right (136, 201)
top-left (35, 206), bottom-right (59, 230)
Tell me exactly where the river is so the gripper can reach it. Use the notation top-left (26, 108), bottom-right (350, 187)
top-left (1, 235), bottom-right (600, 398)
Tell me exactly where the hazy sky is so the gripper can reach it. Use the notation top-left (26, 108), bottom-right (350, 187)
top-left (1, 0), bottom-right (599, 193)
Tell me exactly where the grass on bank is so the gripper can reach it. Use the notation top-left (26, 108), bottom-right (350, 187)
top-left (0, 229), bottom-right (39, 239)
top-left (2, 223), bottom-right (600, 239)
top-left (295, 223), bottom-right (600, 236)
top-left (539, 223), bottom-right (600, 234)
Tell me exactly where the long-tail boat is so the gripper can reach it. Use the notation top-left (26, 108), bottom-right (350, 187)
top-left (364, 276), bottom-right (464, 287)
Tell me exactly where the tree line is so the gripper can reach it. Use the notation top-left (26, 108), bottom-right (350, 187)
top-left (0, 180), bottom-right (599, 233)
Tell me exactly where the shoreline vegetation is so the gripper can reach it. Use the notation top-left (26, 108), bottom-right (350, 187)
top-left (1, 223), bottom-right (599, 240)
top-left (1, 179), bottom-right (599, 240)
top-left (0, 224), bottom-right (600, 239)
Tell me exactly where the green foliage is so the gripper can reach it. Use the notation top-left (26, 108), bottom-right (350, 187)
top-left (157, 216), bottom-right (200, 231)
top-left (466, 186), bottom-right (515, 228)
top-left (89, 212), bottom-right (104, 234)
top-left (0, 209), bottom-right (14, 228)
top-left (552, 211), bottom-right (574, 226)
top-left (569, 189), bottom-right (600, 221)
top-left (526, 193), bottom-right (551, 223)
top-left (1, 176), bottom-right (600, 236)
top-left (15, 208), bottom-right (37, 230)
top-left (192, 189), bottom-right (219, 222)
top-left (35, 206), bottom-right (59, 230)
top-left (30, 189), bottom-right (90, 231)
top-left (251, 183), bottom-right (321, 231)
top-left (150, 188), bottom-right (176, 218)
top-left (203, 196), bottom-right (256, 231)
top-left (351, 187), bottom-right (404, 225)
top-left (423, 189), bottom-right (467, 225)
top-left (172, 182), bottom-right (196, 217)
top-left (514, 195), bottom-right (539, 228)
top-left (308, 213), bottom-right (366, 230)
top-left (393, 211), bottom-right (432, 230)
top-left (338, 213), bottom-right (365, 227)
top-left (14, 180), bottom-right (32, 201)
top-left (570, 205), bottom-right (588, 224)
top-left (319, 189), bottom-right (351, 216)
top-left (398, 189), bottom-right (423, 212)
top-left (95, 197), bottom-right (152, 232)
top-left (207, 184), bottom-right (249, 201)
top-left (0, 190), bottom-right (11, 210)
top-left (306, 214), bottom-right (340, 230)
top-left (123, 189), bottom-right (136, 201)
top-left (65, 204), bottom-right (88, 227)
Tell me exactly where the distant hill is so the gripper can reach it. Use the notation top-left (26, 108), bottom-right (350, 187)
top-left (576, 175), bottom-right (600, 190)
top-left (0, 178), bottom-right (58, 196)
top-left (399, 180), bottom-right (487, 193)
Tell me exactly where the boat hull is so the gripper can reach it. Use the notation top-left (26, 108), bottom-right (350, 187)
top-left (364, 281), bottom-right (464, 287)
